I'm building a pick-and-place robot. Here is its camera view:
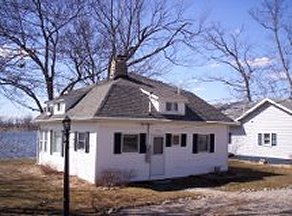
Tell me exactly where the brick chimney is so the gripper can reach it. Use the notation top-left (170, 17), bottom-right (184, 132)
top-left (109, 55), bottom-right (128, 80)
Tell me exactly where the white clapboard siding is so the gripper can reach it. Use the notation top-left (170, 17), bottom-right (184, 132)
top-left (229, 104), bottom-right (292, 159)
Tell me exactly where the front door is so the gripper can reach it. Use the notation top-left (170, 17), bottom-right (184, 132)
top-left (150, 136), bottom-right (165, 176)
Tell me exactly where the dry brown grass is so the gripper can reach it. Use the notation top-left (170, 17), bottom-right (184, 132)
top-left (0, 159), bottom-right (196, 215)
top-left (220, 159), bottom-right (292, 191)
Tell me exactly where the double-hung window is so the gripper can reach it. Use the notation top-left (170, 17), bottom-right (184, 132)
top-left (39, 130), bottom-right (48, 151)
top-left (74, 132), bottom-right (90, 153)
top-left (52, 131), bottom-right (62, 153)
top-left (258, 133), bottom-right (277, 146)
top-left (192, 133), bottom-right (215, 154)
top-left (122, 134), bottom-right (139, 153)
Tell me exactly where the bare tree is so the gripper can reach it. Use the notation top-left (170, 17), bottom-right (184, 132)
top-left (87, 0), bottom-right (201, 76)
top-left (250, 0), bottom-right (292, 98)
top-left (0, 0), bottom-right (83, 112)
top-left (200, 24), bottom-right (266, 102)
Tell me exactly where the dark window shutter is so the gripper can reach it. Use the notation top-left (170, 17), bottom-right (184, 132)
top-left (210, 134), bottom-right (215, 153)
top-left (85, 132), bottom-right (90, 153)
top-left (272, 133), bottom-right (277, 146)
top-left (61, 131), bottom-right (64, 157)
top-left (258, 133), bottom-right (262, 145)
top-left (74, 132), bottom-right (78, 151)
top-left (192, 134), bottom-right (198, 154)
top-left (114, 133), bottom-right (122, 154)
top-left (181, 134), bottom-right (187, 147)
top-left (139, 133), bottom-right (147, 153)
top-left (166, 133), bottom-right (172, 147)
top-left (50, 130), bottom-right (53, 155)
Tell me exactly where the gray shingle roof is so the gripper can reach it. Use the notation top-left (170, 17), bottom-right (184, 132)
top-left (36, 73), bottom-right (233, 123)
top-left (217, 98), bottom-right (292, 120)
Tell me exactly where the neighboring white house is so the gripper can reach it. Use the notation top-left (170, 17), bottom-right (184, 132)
top-left (223, 98), bottom-right (292, 161)
top-left (35, 56), bottom-right (234, 184)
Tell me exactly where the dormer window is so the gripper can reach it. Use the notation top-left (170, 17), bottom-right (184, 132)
top-left (166, 102), bottom-right (178, 112)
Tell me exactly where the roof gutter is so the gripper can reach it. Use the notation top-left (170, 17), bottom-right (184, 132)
top-left (35, 116), bottom-right (238, 125)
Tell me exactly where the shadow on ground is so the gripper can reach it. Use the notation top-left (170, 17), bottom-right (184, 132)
top-left (129, 166), bottom-right (282, 192)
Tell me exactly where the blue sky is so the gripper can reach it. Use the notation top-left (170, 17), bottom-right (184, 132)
top-left (0, 0), bottom-right (275, 118)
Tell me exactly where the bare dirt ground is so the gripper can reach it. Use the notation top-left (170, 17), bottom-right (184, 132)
top-left (117, 187), bottom-right (292, 215)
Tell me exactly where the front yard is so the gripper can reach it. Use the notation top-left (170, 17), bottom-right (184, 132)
top-left (0, 159), bottom-right (291, 215)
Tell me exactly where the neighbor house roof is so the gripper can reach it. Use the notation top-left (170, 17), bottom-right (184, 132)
top-left (217, 98), bottom-right (292, 121)
top-left (35, 73), bottom-right (233, 123)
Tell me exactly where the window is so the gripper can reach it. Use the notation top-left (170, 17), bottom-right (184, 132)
top-left (122, 134), bottom-right (139, 153)
top-left (172, 135), bottom-right (180, 145)
top-left (258, 133), bottom-right (277, 146)
top-left (39, 130), bottom-right (48, 152)
top-left (264, 133), bottom-right (270, 144)
top-left (198, 134), bottom-right (210, 152)
top-left (153, 137), bottom-right (163, 154)
top-left (228, 132), bottom-right (232, 144)
top-left (166, 102), bottom-right (178, 112)
top-left (74, 132), bottom-right (90, 153)
top-left (192, 133), bottom-right (215, 154)
top-left (52, 131), bottom-right (62, 153)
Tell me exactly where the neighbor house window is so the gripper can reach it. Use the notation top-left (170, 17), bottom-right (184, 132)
top-left (57, 103), bottom-right (61, 111)
top-left (258, 133), bottom-right (277, 146)
top-left (52, 131), bottom-right (62, 153)
top-left (74, 132), bottom-right (90, 153)
top-left (264, 133), bottom-right (270, 144)
top-left (228, 132), bottom-right (232, 144)
top-left (166, 102), bottom-right (178, 112)
top-left (122, 134), bottom-right (139, 153)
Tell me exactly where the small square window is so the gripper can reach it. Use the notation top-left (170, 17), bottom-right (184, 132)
top-left (123, 134), bottom-right (139, 153)
top-left (172, 135), bottom-right (180, 145)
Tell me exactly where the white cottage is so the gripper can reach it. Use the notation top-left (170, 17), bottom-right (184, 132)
top-left (35, 56), bottom-right (234, 183)
top-left (226, 98), bottom-right (292, 161)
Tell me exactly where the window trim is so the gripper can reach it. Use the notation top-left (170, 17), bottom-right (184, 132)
top-left (165, 102), bottom-right (179, 112)
top-left (122, 134), bottom-right (140, 153)
top-left (197, 134), bottom-right (210, 153)
top-left (172, 134), bottom-right (180, 145)
top-left (258, 133), bottom-right (277, 147)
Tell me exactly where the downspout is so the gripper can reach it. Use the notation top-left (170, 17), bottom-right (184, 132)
top-left (146, 123), bottom-right (151, 181)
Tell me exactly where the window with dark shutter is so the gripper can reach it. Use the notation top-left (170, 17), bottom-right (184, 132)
top-left (114, 133), bottom-right (122, 154)
top-left (166, 133), bottom-right (172, 147)
top-left (210, 134), bottom-right (215, 153)
top-left (272, 133), bottom-right (277, 146)
top-left (74, 132), bottom-right (78, 151)
top-left (85, 132), bottom-right (90, 153)
top-left (258, 133), bottom-right (262, 145)
top-left (61, 131), bottom-right (64, 157)
top-left (181, 134), bottom-right (187, 147)
top-left (192, 134), bottom-right (198, 153)
top-left (50, 130), bottom-right (53, 155)
top-left (139, 133), bottom-right (147, 153)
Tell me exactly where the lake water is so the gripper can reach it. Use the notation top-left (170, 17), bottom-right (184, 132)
top-left (0, 131), bottom-right (37, 159)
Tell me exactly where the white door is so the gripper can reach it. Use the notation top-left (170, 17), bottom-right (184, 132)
top-left (150, 136), bottom-right (165, 176)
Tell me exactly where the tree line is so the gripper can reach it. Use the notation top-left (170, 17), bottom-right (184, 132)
top-left (0, 0), bottom-right (291, 114)
top-left (0, 116), bottom-right (37, 131)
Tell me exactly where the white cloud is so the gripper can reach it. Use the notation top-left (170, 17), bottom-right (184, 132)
top-left (247, 57), bottom-right (273, 68)
top-left (0, 46), bottom-right (27, 58)
top-left (267, 70), bottom-right (287, 81)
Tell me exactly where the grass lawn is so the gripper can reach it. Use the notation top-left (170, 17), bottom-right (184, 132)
top-left (0, 159), bottom-right (195, 215)
top-left (0, 159), bottom-right (291, 215)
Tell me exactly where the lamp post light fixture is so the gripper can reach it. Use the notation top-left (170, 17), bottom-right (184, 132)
top-left (62, 115), bottom-right (71, 216)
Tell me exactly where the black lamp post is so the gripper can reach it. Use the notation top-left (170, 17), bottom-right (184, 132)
top-left (62, 115), bottom-right (71, 216)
